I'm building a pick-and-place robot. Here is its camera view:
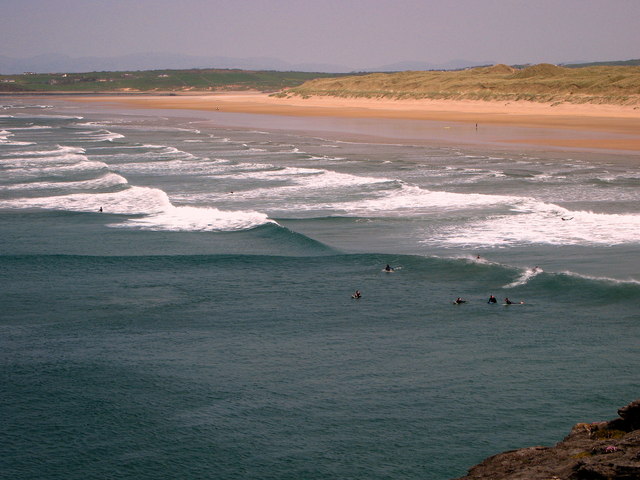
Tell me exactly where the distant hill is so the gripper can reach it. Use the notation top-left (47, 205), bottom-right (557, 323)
top-left (282, 63), bottom-right (640, 105)
top-left (358, 59), bottom-right (496, 72)
top-left (0, 52), bottom-right (353, 75)
top-left (0, 52), bottom-right (498, 75)
top-left (3, 52), bottom-right (639, 76)
top-left (562, 58), bottom-right (640, 68)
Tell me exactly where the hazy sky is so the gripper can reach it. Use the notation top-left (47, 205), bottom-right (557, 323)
top-left (2, 0), bottom-right (639, 68)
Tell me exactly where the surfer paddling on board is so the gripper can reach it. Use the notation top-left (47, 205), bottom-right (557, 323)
top-left (504, 297), bottom-right (525, 305)
top-left (384, 264), bottom-right (394, 272)
top-left (454, 297), bottom-right (466, 304)
top-left (352, 290), bottom-right (362, 299)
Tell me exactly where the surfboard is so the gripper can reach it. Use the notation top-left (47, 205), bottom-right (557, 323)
top-left (503, 302), bottom-right (525, 305)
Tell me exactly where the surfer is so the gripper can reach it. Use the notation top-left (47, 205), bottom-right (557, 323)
top-left (487, 295), bottom-right (497, 304)
top-left (99, 206), bottom-right (103, 212)
top-left (384, 264), bottom-right (394, 272)
top-left (352, 290), bottom-right (362, 299)
top-left (504, 297), bottom-right (513, 304)
top-left (454, 297), bottom-right (466, 304)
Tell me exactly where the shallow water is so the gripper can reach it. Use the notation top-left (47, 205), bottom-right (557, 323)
top-left (1, 99), bottom-right (639, 480)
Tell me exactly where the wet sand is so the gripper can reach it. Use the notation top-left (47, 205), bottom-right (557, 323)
top-left (70, 92), bottom-right (640, 153)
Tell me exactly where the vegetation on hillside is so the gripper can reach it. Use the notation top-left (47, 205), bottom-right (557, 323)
top-left (281, 64), bottom-right (640, 105)
top-left (563, 58), bottom-right (640, 68)
top-left (3, 62), bottom-right (640, 106)
top-left (0, 68), bottom-right (353, 94)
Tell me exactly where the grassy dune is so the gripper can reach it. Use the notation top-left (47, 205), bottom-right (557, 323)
top-left (282, 64), bottom-right (640, 105)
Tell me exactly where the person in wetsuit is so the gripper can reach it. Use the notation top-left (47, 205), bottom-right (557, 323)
top-left (488, 295), bottom-right (497, 304)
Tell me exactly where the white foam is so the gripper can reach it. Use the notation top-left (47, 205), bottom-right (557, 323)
top-left (307, 155), bottom-right (347, 162)
top-left (114, 205), bottom-right (274, 232)
top-left (0, 183), bottom-right (273, 232)
top-left (0, 104), bottom-right (52, 110)
top-left (0, 145), bottom-right (86, 157)
top-left (5, 125), bottom-right (53, 131)
top-left (11, 114), bottom-right (83, 119)
top-left (503, 267), bottom-right (544, 288)
top-left (0, 152), bottom-right (91, 168)
top-left (332, 184), bottom-right (514, 216)
top-left (223, 165), bottom-right (325, 181)
top-left (75, 129), bottom-right (125, 142)
top-left (0, 129), bottom-right (36, 146)
top-left (557, 271), bottom-right (640, 286)
top-left (0, 186), bottom-right (169, 214)
top-left (110, 157), bottom-right (221, 175)
top-left (431, 200), bottom-right (640, 247)
top-left (0, 173), bottom-right (128, 192)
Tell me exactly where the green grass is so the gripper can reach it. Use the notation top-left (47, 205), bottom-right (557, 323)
top-left (0, 68), bottom-right (354, 94)
top-left (285, 64), bottom-right (640, 105)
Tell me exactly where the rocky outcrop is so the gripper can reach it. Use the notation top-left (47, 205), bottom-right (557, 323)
top-left (455, 399), bottom-right (640, 480)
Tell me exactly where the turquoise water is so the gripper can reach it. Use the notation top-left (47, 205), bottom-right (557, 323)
top-left (1, 99), bottom-right (639, 479)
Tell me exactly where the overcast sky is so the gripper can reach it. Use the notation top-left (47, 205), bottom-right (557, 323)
top-left (2, 0), bottom-right (639, 68)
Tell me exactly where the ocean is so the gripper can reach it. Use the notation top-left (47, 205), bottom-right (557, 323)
top-left (1, 98), bottom-right (639, 480)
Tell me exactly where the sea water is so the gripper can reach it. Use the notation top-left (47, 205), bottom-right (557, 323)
top-left (1, 99), bottom-right (639, 480)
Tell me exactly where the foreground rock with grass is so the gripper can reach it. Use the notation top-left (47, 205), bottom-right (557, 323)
top-left (455, 399), bottom-right (640, 480)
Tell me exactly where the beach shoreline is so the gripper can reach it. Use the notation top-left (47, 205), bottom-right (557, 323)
top-left (59, 91), bottom-right (640, 153)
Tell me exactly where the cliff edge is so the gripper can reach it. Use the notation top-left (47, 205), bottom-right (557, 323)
top-left (455, 399), bottom-right (640, 480)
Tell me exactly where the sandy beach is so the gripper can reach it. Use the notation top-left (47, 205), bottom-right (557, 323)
top-left (71, 92), bottom-right (640, 152)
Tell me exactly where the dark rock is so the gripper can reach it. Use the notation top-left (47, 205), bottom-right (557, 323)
top-left (454, 400), bottom-right (640, 480)
top-left (617, 400), bottom-right (640, 430)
